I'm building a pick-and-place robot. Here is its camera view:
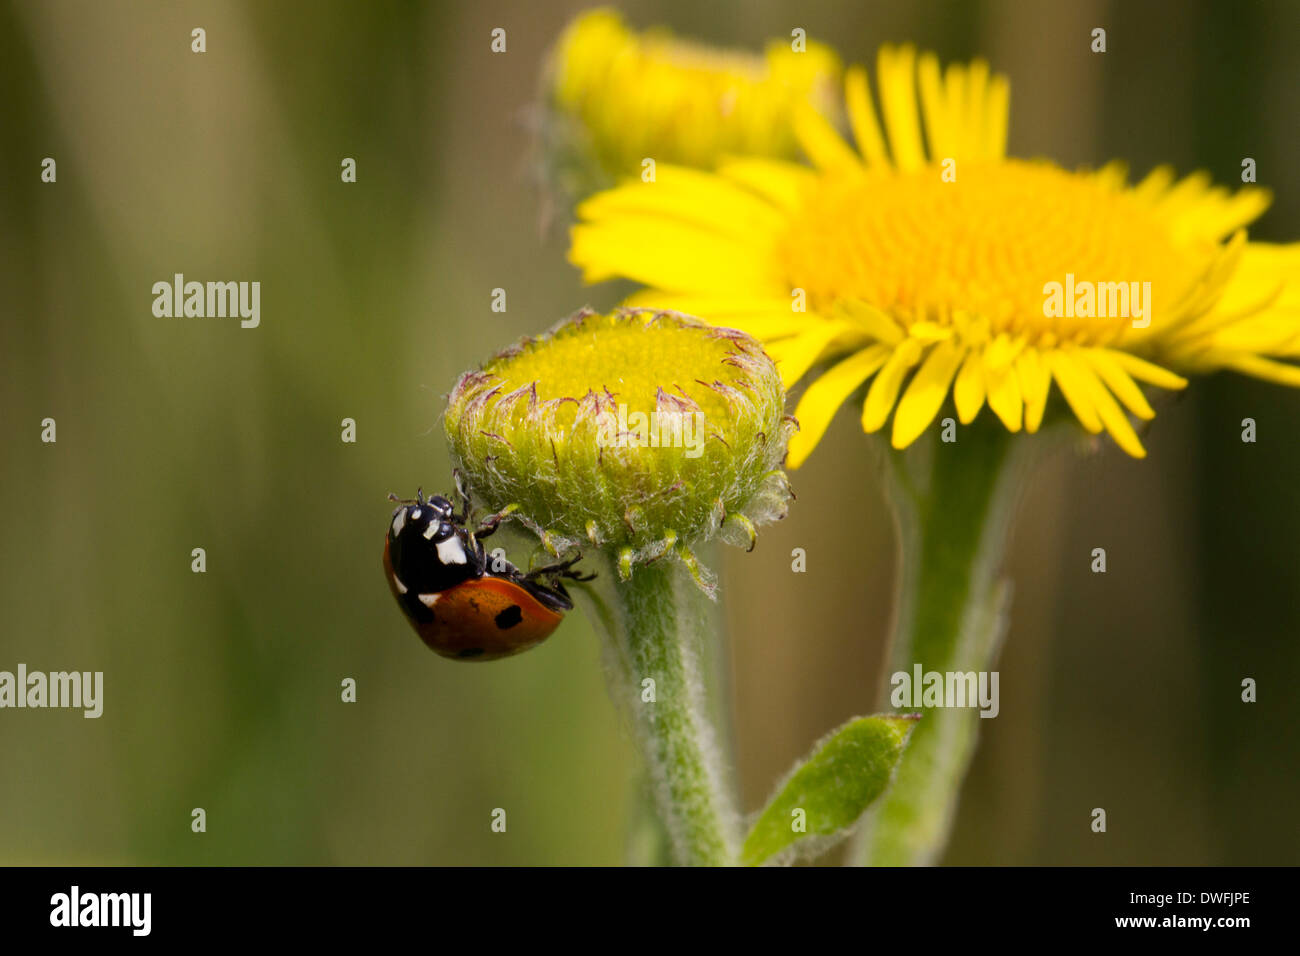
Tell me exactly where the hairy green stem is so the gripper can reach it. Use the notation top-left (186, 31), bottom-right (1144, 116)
top-left (851, 422), bottom-right (1041, 865)
top-left (576, 553), bottom-right (739, 866)
top-left (625, 772), bottom-right (674, 866)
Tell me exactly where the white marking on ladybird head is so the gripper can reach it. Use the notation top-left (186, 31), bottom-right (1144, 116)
top-left (392, 574), bottom-right (408, 595)
top-left (422, 522), bottom-right (439, 540)
top-left (391, 510), bottom-right (407, 538)
top-left (435, 536), bottom-right (469, 565)
top-left (411, 508), bottom-right (422, 521)
top-left (418, 592), bottom-right (440, 608)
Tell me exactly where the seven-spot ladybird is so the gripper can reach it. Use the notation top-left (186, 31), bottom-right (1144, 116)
top-left (383, 488), bottom-right (591, 661)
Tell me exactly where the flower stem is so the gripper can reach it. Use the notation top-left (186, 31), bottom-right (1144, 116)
top-left (851, 422), bottom-right (1038, 865)
top-left (575, 553), bottom-right (739, 866)
top-left (625, 772), bottom-right (674, 866)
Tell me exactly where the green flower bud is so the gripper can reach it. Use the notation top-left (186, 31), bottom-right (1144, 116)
top-left (443, 308), bottom-right (794, 592)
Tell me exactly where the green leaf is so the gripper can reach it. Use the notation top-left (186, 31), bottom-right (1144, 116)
top-left (741, 714), bottom-right (919, 866)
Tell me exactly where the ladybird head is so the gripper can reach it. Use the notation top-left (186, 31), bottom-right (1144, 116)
top-left (389, 494), bottom-right (459, 546)
top-left (386, 490), bottom-right (480, 600)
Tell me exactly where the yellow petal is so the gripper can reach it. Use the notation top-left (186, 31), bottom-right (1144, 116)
top-left (719, 158), bottom-right (817, 212)
top-left (793, 102), bottom-right (860, 173)
top-left (985, 361), bottom-right (1023, 432)
top-left (830, 299), bottom-right (906, 345)
top-left (578, 165), bottom-right (785, 240)
top-left (1094, 160), bottom-right (1129, 191)
top-left (766, 323), bottom-right (855, 389)
top-left (1046, 351), bottom-right (1102, 433)
top-left (1206, 312), bottom-right (1300, 355)
top-left (569, 217), bottom-right (775, 293)
top-left (892, 339), bottom-right (965, 448)
top-left (983, 74), bottom-right (1010, 160)
top-left (953, 350), bottom-right (986, 423)
top-left (942, 63), bottom-right (966, 159)
top-left (961, 59), bottom-right (990, 160)
top-left (1082, 349), bottom-right (1155, 420)
top-left (862, 339), bottom-right (924, 432)
top-left (1212, 241), bottom-right (1300, 317)
top-left (621, 291), bottom-right (808, 340)
top-left (787, 346), bottom-right (891, 467)
top-left (908, 321), bottom-right (954, 342)
top-left (1184, 187), bottom-right (1272, 241)
top-left (916, 53), bottom-right (951, 161)
top-left (1155, 170), bottom-right (1214, 220)
top-left (1104, 350), bottom-right (1189, 390)
top-left (1218, 353), bottom-right (1300, 387)
top-left (1015, 348), bottom-right (1052, 432)
top-left (844, 65), bottom-right (889, 166)
top-left (1070, 356), bottom-right (1147, 457)
top-left (1134, 165), bottom-right (1176, 204)
top-left (984, 332), bottom-right (1024, 370)
top-left (877, 45), bottom-right (925, 170)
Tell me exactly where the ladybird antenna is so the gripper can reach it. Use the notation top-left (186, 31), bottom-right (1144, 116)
top-left (387, 490), bottom-right (427, 506)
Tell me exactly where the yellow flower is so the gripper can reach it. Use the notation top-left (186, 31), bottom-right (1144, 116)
top-left (546, 8), bottom-right (841, 188)
top-left (569, 44), bottom-right (1300, 466)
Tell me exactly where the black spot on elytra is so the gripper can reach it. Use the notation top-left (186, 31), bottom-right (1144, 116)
top-left (494, 605), bottom-right (523, 630)
top-left (402, 592), bottom-right (435, 624)
top-left (457, 648), bottom-right (485, 659)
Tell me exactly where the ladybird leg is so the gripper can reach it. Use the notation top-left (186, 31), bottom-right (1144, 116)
top-left (524, 579), bottom-right (575, 613)
top-left (549, 557), bottom-right (597, 583)
top-left (451, 468), bottom-right (475, 520)
top-left (521, 554), bottom-right (579, 578)
top-left (470, 532), bottom-right (489, 574)
top-left (523, 554), bottom-right (596, 583)
top-left (472, 503), bottom-right (520, 540)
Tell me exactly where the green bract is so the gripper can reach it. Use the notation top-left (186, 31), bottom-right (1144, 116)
top-left (443, 308), bottom-right (794, 590)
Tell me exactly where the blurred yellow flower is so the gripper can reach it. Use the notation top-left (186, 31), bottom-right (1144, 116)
top-left (569, 44), bottom-right (1300, 466)
top-left (545, 8), bottom-right (841, 188)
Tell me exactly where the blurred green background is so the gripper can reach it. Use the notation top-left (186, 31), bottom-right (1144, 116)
top-left (1, 0), bottom-right (1296, 865)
